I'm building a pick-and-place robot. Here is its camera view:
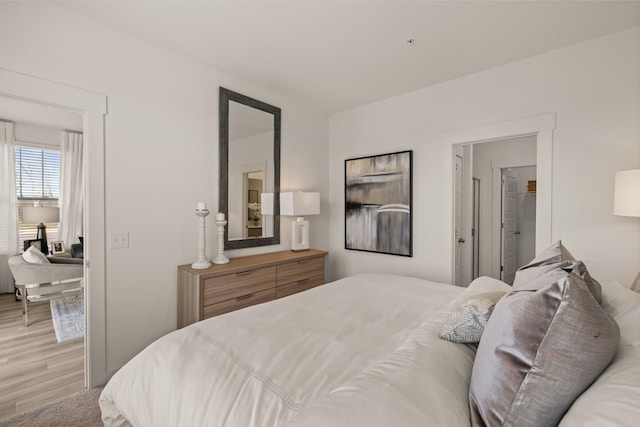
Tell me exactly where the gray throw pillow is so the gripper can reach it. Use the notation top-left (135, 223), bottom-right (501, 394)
top-left (469, 273), bottom-right (619, 427)
top-left (512, 240), bottom-right (574, 286)
top-left (513, 240), bottom-right (601, 303)
top-left (439, 292), bottom-right (506, 343)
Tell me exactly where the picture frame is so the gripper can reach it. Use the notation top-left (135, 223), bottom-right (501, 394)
top-left (51, 240), bottom-right (66, 255)
top-left (24, 239), bottom-right (44, 252)
top-left (345, 150), bottom-right (413, 257)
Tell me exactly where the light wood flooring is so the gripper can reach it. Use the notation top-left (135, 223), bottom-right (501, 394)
top-left (0, 293), bottom-right (84, 421)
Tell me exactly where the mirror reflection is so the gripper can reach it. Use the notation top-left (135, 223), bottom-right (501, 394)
top-left (219, 88), bottom-right (280, 250)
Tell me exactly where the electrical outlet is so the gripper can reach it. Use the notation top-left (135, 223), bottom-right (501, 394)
top-left (110, 232), bottom-right (129, 249)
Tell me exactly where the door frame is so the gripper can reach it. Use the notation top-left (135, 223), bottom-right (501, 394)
top-left (0, 67), bottom-right (107, 387)
top-left (454, 154), bottom-right (463, 286)
top-left (443, 113), bottom-right (555, 284)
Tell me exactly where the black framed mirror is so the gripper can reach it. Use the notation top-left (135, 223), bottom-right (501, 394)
top-left (219, 87), bottom-right (280, 249)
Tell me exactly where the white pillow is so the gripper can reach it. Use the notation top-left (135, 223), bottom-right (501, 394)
top-left (22, 245), bottom-right (50, 264)
top-left (559, 288), bottom-right (640, 426)
top-left (584, 260), bottom-right (638, 318)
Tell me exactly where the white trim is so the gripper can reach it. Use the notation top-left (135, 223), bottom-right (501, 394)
top-left (0, 67), bottom-right (107, 387)
top-left (443, 113), bottom-right (555, 284)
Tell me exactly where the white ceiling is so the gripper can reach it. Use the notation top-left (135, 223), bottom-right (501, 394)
top-left (57, 1), bottom-right (640, 114)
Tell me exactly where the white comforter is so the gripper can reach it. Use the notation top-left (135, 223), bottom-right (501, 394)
top-left (100, 273), bottom-right (475, 426)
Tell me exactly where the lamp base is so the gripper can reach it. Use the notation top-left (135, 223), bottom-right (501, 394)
top-left (36, 223), bottom-right (49, 255)
top-left (291, 217), bottom-right (310, 251)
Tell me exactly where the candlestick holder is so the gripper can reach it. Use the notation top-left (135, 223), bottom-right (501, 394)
top-left (213, 216), bottom-right (230, 265)
top-left (191, 208), bottom-right (212, 269)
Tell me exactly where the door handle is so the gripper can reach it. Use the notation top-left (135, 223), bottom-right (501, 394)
top-left (458, 238), bottom-right (465, 243)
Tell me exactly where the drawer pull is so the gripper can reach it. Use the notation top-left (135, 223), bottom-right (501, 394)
top-left (236, 293), bottom-right (254, 301)
top-left (298, 259), bottom-right (310, 264)
top-left (296, 278), bottom-right (310, 286)
top-left (236, 270), bottom-right (255, 277)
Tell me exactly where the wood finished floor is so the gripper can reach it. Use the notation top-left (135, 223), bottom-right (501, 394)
top-left (0, 293), bottom-right (84, 421)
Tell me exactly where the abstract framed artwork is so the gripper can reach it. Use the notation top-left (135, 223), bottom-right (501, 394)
top-left (345, 150), bottom-right (413, 256)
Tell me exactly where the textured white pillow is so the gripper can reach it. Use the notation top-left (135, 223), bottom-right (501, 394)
top-left (22, 245), bottom-right (50, 264)
top-left (438, 276), bottom-right (512, 343)
top-left (440, 291), bottom-right (507, 343)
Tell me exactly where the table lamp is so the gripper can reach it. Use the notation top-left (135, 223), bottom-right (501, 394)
top-left (22, 206), bottom-right (60, 255)
top-left (613, 169), bottom-right (640, 291)
top-left (280, 191), bottom-right (320, 251)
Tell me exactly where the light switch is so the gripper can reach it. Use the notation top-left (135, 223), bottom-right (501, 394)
top-left (110, 232), bottom-right (129, 249)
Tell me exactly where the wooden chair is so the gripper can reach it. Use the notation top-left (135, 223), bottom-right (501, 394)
top-left (8, 255), bottom-right (83, 326)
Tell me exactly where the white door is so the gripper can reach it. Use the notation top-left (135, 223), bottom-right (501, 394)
top-left (501, 171), bottom-right (518, 284)
top-left (454, 155), bottom-right (463, 286)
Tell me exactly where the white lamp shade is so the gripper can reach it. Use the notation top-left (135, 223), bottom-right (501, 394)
top-left (614, 169), bottom-right (640, 217)
top-left (22, 206), bottom-right (60, 224)
top-left (280, 192), bottom-right (320, 216)
top-left (260, 193), bottom-right (274, 215)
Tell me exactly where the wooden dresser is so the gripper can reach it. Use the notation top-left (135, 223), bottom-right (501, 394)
top-left (177, 249), bottom-right (327, 328)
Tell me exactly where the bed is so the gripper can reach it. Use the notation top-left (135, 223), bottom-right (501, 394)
top-left (100, 247), bottom-right (640, 427)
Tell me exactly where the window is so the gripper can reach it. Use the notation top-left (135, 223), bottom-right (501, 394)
top-left (15, 145), bottom-right (60, 250)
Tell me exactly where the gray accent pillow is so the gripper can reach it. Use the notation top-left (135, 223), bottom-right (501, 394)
top-left (513, 240), bottom-right (601, 303)
top-left (469, 273), bottom-right (620, 427)
top-left (439, 292), bottom-right (506, 343)
top-left (512, 239), bottom-right (575, 286)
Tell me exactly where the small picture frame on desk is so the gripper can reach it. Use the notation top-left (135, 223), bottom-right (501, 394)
top-left (51, 240), bottom-right (66, 255)
top-left (24, 239), bottom-right (44, 252)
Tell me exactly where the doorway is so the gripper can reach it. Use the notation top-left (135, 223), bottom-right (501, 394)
top-left (245, 171), bottom-right (264, 238)
top-left (445, 113), bottom-right (555, 286)
top-left (0, 67), bottom-right (108, 391)
top-left (0, 97), bottom-right (87, 420)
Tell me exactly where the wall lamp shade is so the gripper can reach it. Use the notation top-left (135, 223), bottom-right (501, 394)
top-left (280, 192), bottom-right (320, 251)
top-left (614, 169), bottom-right (640, 217)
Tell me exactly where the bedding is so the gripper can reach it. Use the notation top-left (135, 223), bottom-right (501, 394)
top-left (100, 267), bottom-right (640, 427)
top-left (100, 273), bottom-right (472, 426)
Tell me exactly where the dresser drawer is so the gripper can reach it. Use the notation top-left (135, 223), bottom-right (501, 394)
top-left (203, 266), bottom-right (276, 306)
top-left (178, 249), bottom-right (327, 328)
top-left (204, 288), bottom-right (276, 319)
top-left (276, 257), bottom-right (324, 286)
top-left (276, 274), bottom-right (324, 299)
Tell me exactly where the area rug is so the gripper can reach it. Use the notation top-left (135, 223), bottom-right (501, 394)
top-left (0, 387), bottom-right (103, 427)
top-left (50, 294), bottom-right (84, 343)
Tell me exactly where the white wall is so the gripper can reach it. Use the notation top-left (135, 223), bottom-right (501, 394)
top-left (329, 27), bottom-right (640, 287)
top-left (0, 2), bottom-right (329, 377)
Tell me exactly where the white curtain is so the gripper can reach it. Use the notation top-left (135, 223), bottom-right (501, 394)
top-left (0, 121), bottom-right (18, 293)
top-left (58, 131), bottom-right (84, 247)
top-left (0, 121), bottom-right (18, 255)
